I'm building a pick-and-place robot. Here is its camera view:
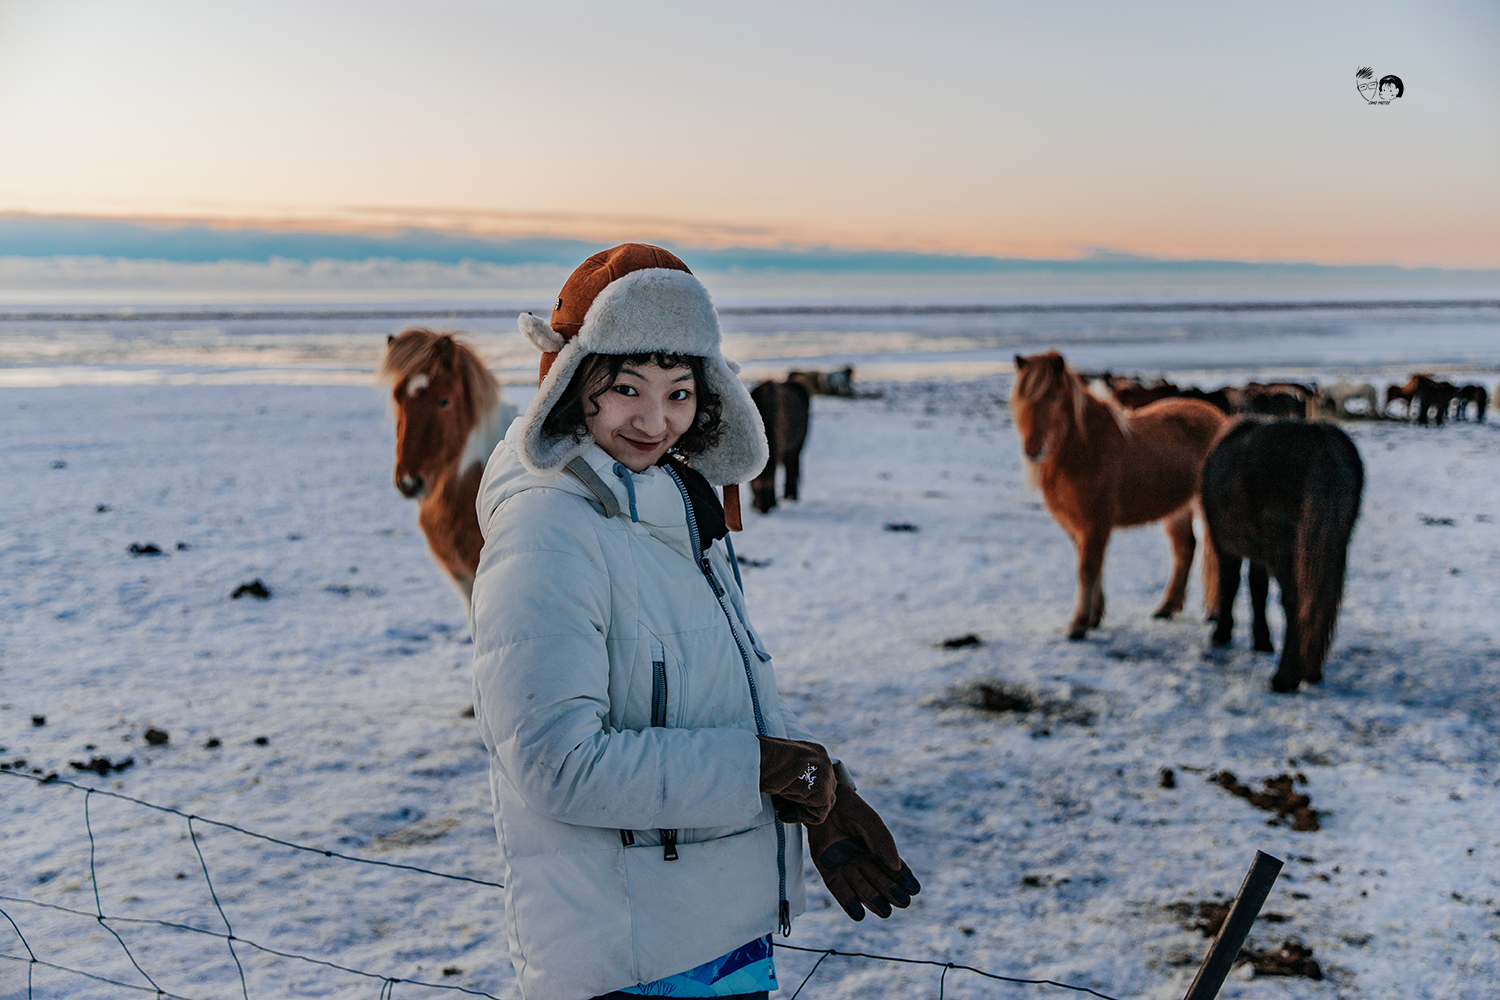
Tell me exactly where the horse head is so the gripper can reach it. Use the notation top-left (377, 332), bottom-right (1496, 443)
top-left (1011, 351), bottom-right (1081, 464)
top-left (380, 328), bottom-right (497, 500)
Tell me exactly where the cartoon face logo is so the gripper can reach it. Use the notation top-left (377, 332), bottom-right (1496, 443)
top-left (1356, 66), bottom-right (1404, 105)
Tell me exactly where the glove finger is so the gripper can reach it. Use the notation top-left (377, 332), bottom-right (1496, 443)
top-left (852, 858), bottom-right (910, 909)
top-left (841, 865), bottom-right (892, 919)
top-left (865, 856), bottom-right (921, 907)
top-left (824, 870), bottom-right (866, 922)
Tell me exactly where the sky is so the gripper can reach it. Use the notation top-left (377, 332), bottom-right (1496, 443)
top-left (1, 0), bottom-right (1498, 268)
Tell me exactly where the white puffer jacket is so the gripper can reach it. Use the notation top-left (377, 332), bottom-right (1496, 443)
top-left (470, 427), bottom-right (813, 1000)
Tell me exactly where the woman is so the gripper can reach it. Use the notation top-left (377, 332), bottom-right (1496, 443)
top-left (470, 244), bottom-right (920, 1000)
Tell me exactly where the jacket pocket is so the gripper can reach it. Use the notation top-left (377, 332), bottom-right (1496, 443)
top-left (647, 636), bottom-right (680, 860)
top-left (648, 634), bottom-right (690, 728)
top-left (650, 638), bottom-right (668, 729)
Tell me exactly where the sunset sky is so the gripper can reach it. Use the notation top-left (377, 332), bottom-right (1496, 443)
top-left (1, 0), bottom-right (1497, 267)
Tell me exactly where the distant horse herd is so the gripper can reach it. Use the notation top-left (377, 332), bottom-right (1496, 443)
top-left (1382, 374), bottom-right (1488, 425)
top-left (378, 327), bottom-right (1482, 696)
top-left (1096, 371), bottom-right (1490, 425)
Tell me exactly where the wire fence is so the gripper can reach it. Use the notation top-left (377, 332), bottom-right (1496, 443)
top-left (1, 769), bottom-right (1124, 1000)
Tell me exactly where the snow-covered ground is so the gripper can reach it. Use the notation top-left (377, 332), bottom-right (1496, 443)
top-left (3, 370), bottom-right (1499, 1000)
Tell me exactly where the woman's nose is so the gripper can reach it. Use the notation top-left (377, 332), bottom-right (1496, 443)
top-left (631, 398), bottom-right (667, 432)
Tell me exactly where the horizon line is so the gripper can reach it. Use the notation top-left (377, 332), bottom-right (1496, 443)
top-left (3, 211), bottom-right (1498, 274)
top-left (4, 299), bottom-right (1498, 325)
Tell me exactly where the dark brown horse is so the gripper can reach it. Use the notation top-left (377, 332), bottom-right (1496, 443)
top-left (1011, 351), bottom-right (1228, 639)
top-left (1452, 384), bottom-right (1488, 422)
top-left (1202, 419), bottom-right (1363, 692)
top-left (1387, 374), bottom-right (1457, 424)
top-left (379, 328), bottom-right (517, 606)
top-left (1226, 382), bottom-right (1316, 418)
top-left (1111, 378), bottom-right (1184, 410)
top-left (750, 379), bottom-right (811, 513)
top-left (788, 366), bottom-right (855, 398)
top-left (1414, 376), bottom-right (1458, 425)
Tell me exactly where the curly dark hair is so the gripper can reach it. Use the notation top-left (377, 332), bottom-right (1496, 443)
top-left (541, 352), bottom-right (725, 462)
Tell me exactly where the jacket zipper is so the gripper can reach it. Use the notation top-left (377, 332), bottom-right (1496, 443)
top-left (652, 645), bottom-right (677, 861)
top-left (665, 466), bottom-right (791, 935)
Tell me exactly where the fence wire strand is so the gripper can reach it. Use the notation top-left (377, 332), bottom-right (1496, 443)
top-left (775, 944), bottom-right (1123, 1000)
top-left (188, 814), bottom-right (250, 1000)
top-left (84, 788), bottom-right (166, 996)
top-left (3, 767), bottom-right (1127, 1000)
top-left (10, 771), bottom-right (503, 887)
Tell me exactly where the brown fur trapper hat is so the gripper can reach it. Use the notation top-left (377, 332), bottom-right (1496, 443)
top-left (514, 243), bottom-right (768, 488)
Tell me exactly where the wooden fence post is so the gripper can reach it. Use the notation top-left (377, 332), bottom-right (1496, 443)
top-left (1181, 851), bottom-right (1284, 1000)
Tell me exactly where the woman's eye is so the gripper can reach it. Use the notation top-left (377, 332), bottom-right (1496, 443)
top-left (613, 385), bottom-right (638, 396)
top-left (669, 389), bottom-right (692, 401)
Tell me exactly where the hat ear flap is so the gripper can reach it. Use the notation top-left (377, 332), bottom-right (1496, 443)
top-left (519, 312), bottom-right (568, 352)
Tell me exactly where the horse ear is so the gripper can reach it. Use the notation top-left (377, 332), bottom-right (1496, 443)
top-left (435, 335), bottom-right (455, 362)
top-left (1048, 354), bottom-right (1065, 373)
top-left (1014, 354), bottom-right (1027, 369)
top-left (387, 334), bottom-right (394, 345)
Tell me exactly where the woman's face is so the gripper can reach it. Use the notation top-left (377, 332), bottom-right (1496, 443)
top-left (586, 361), bottom-right (698, 472)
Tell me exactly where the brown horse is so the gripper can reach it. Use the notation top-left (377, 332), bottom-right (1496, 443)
top-left (1384, 374), bottom-right (1454, 423)
top-left (750, 379), bottom-right (811, 513)
top-left (1011, 351), bottom-right (1229, 640)
top-left (1384, 377), bottom-right (1419, 417)
top-left (379, 328), bottom-right (518, 606)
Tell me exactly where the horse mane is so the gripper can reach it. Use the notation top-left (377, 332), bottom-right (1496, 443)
top-left (1088, 379), bottom-right (1132, 436)
top-left (1012, 351), bottom-right (1129, 441)
top-left (379, 327), bottom-right (499, 418)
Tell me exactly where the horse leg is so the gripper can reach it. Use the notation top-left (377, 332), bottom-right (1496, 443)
top-left (1087, 569), bottom-right (1106, 630)
top-left (1247, 561), bottom-right (1274, 653)
top-left (1068, 529), bottom-right (1110, 640)
top-left (1269, 571), bottom-right (1303, 693)
top-left (750, 458), bottom-right (778, 513)
top-left (1153, 507), bottom-right (1195, 619)
top-left (1211, 549), bottom-right (1241, 646)
top-left (782, 449), bottom-right (801, 501)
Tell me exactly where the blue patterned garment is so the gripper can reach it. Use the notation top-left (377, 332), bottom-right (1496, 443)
top-left (619, 935), bottom-right (776, 996)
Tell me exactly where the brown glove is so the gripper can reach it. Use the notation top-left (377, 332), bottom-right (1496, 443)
top-left (806, 783), bottom-right (921, 921)
top-left (757, 736), bottom-right (837, 825)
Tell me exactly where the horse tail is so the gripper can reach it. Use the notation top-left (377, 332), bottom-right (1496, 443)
top-left (1197, 501), bottom-right (1219, 618)
top-left (1293, 428), bottom-right (1364, 680)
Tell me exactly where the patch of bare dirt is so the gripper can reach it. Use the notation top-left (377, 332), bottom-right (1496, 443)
top-left (1240, 940), bottom-right (1323, 980)
top-left (951, 680), bottom-right (1098, 731)
top-left (1212, 770), bottom-right (1320, 831)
